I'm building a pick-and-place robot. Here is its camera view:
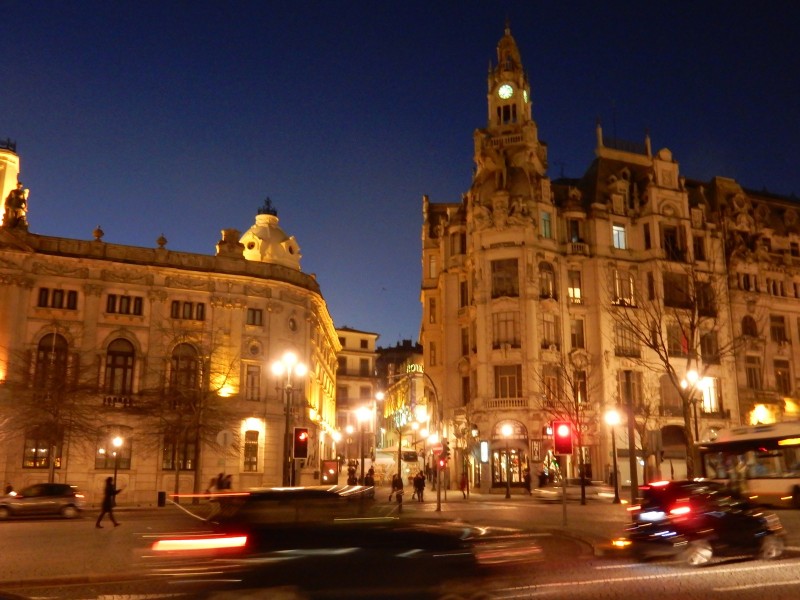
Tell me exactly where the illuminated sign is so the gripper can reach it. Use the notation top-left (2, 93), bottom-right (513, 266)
top-left (406, 364), bottom-right (424, 374)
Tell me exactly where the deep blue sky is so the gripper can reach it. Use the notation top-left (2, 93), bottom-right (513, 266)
top-left (4, 2), bottom-right (799, 346)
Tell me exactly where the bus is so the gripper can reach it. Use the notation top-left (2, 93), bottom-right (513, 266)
top-left (697, 422), bottom-right (800, 508)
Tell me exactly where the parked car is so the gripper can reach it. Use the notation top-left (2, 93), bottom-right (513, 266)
top-left (614, 479), bottom-right (785, 566)
top-left (0, 482), bottom-right (86, 520)
top-left (149, 485), bottom-right (542, 598)
top-left (532, 478), bottom-right (619, 503)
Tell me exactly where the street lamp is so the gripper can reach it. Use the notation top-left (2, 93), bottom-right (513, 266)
top-left (604, 410), bottom-right (621, 504)
top-left (356, 405), bottom-right (371, 484)
top-left (272, 351), bottom-right (307, 487)
top-left (112, 436), bottom-right (123, 489)
top-left (501, 423), bottom-right (513, 499)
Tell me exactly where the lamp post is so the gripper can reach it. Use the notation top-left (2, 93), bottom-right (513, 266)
top-left (604, 410), bottom-right (621, 504)
top-left (272, 351), bottom-right (307, 487)
top-left (356, 406), bottom-right (371, 484)
top-left (112, 436), bottom-right (123, 489)
top-left (501, 423), bottom-right (513, 499)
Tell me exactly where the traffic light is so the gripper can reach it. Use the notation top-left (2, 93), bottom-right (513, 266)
top-left (438, 457), bottom-right (446, 470)
top-left (552, 420), bottom-right (573, 455)
top-left (293, 427), bottom-right (309, 459)
top-left (443, 440), bottom-right (451, 460)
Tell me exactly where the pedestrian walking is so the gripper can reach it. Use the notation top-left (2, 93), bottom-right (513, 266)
top-left (523, 468), bottom-right (532, 495)
top-left (413, 471), bottom-right (425, 502)
top-left (460, 472), bottom-right (468, 499)
top-left (96, 476), bottom-right (122, 528)
top-left (389, 473), bottom-right (400, 501)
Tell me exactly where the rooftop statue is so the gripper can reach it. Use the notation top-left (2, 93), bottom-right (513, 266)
top-left (3, 182), bottom-right (29, 230)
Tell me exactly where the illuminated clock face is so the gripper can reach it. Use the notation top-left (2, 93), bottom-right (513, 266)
top-left (498, 84), bottom-right (513, 99)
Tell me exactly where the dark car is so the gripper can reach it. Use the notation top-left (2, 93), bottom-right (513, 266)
top-left (0, 483), bottom-right (86, 520)
top-left (149, 485), bottom-right (541, 598)
top-left (615, 479), bottom-right (785, 566)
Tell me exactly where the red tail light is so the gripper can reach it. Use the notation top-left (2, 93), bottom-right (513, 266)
top-left (152, 535), bottom-right (248, 552)
top-left (669, 505), bottom-right (691, 516)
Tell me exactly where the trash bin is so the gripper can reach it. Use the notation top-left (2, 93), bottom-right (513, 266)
top-left (157, 491), bottom-right (166, 507)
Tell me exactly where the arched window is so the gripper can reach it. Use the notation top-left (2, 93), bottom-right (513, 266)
top-left (105, 338), bottom-right (135, 395)
top-left (742, 315), bottom-right (758, 337)
top-left (170, 343), bottom-right (199, 392)
top-left (34, 334), bottom-right (68, 390)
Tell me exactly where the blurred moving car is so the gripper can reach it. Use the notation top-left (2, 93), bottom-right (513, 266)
top-left (615, 479), bottom-right (785, 566)
top-left (149, 485), bottom-right (542, 599)
top-left (0, 483), bottom-right (86, 520)
top-left (532, 478), bottom-right (619, 503)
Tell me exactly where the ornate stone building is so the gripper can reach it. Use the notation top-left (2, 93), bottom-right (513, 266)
top-left (419, 25), bottom-right (800, 492)
top-left (0, 143), bottom-right (340, 505)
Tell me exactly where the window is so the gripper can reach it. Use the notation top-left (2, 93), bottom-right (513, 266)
top-left (171, 300), bottom-right (206, 321)
top-left (663, 272), bottom-right (690, 308)
top-left (614, 324), bottom-right (639, 357)
top-left (245, 364), bottom-right (261, 401)
top-left (246, 308), bottom-right (263, 326)
top-left (337, 357), bottom-right (347, 373)
top-left (36, 288), bottom-right (78, 310)
top-left (170, 343), bottom-right (199, 392)
top-left (23, 427), bottom-right (62, 469)
top-left (570, 319), bottom-right (585, 349)
top-left (647, 272), bottom-right (655, 300)
top-left (667, 324), bottom-right (689, 357)
top-left (701, 332), bottom-right (720, 364)
top-left (617, 370), bottom-right (643, 408)
top-left (540, 212), bottom-right (552, 239)
top-left (243, 430), bottom-right (259, 472)
top-left (567, 270), bottom-right (582, 304)
top-left (95, 429), bottom-right (132, 470)
top-left (567, 219), bottom-right (581, 242)
top-left (745, 356), bottom-right (762, 390)
top-left (697, 282), bottom-right (715, 315)
top-left (742, 315), bottom-right (758, 337)
top-left (428, 254), bottom-right (438, 279)
top-left (449, 232), bottom-right (466, 256)
top-left (429, 342), bottom-right (437, 367)
top-left (574, 370), bottom-right (588, 405)
top-left (459, 281), bottom-right (469, 308)
top-left (105, 338), bottom-right (135, 395)
top-left (428, 297), bottom-right (437, 323)
top-left (543, 368), bottom-right (559, 407)
top-left (539, 262), bottom-right (556, 299)
top-left (700, 377), bottom-right (721, 414)
top-left (662, 225), bottom-right (684, 261)
top-left (612, 224), bottom-right (627, 249)
top-left (542, 315), bottom-right (559, 349)
top-left (792, 242), bottom-right (800, 257)
top-left (461, 327), bottom-right (469, 356)
top-left (360, 339), bottom-right (368, 349)
top-left (359, 386), bottom-right (371, 400)
top-left (106, 294), bottom-right (143, 315)
top-left (612, 268), bottom-right (635, 306)
top-left (770, 315), bottom-right (788, 343)
top-left (491, 259), bottom-right (519, 298)
top-left (359, 359), bottom-right (370, 377)
top-left (461, 376), bottom-right (471, 406)
top-left (494, 365), bottom-right (522, 399)
top-left (643, 224), bottom-right (651, 250)
top-left (34, 333), bottom-right (69, 391)
top-left (693, 236), bottom-right (706, 261)
top-left (492, 311), bottom-right (520, 347)
top-left (659, 374), bottom-right (682, 415)
top-left (774, 360), bottom-right (792, 395)
top-left (161, 430), bottom-right (196, 471)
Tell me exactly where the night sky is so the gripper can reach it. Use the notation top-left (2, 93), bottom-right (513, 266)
top-left (3, 2), bottom-right (799, 346)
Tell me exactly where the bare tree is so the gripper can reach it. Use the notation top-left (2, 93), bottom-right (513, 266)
top-left (138, 325), bottom-right (242, 501)
top-left (605, 255), bottom-right (738, 477)
top-left (0, 324), bottom-right (101, 483)
top-left (532, 349), bottom-right (601, 504)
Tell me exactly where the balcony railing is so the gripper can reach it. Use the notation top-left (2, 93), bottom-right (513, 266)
top-left (486, 397), bottom-right (529, 410)
top-left (103, 395), bottom-right (134, 408)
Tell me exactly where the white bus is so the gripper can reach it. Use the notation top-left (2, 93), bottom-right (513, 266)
top-left (697, 422), bottom-right (800, 508)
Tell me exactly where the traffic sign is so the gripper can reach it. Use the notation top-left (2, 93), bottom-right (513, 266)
top-left (431, 442), bottom-right (443, 455)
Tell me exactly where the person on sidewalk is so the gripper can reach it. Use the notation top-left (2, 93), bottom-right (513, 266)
top-left (413, 471), bottom-right (425, 502)
top-left (96, 477), bottom-right (122, 528)
top-left (389, 473), bottom-right (400, 501)
top-left (523, 468), bottom-right (532, 495)
top-left (460, 472), bottom-right (468, 499)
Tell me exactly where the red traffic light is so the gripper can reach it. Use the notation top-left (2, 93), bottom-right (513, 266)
top-left (438, 458), bottom-right (446, 469)
top-left (552, 420), bottom-right (573, 455)
top-left (293, 427), bottom-right (309, 459)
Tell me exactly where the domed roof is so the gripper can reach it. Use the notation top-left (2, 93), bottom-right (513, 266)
top-left (239, 206), bottom-right (302, 270)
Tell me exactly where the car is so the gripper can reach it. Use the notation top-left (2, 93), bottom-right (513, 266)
top-left (614, 479), bottom-right (785, 566)
top-left (0, 482), bottom-right (86, 520)
top-left (149, 485), bottom-right (542, 598)
top-left (532, 478), bottom-right (620, 503)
